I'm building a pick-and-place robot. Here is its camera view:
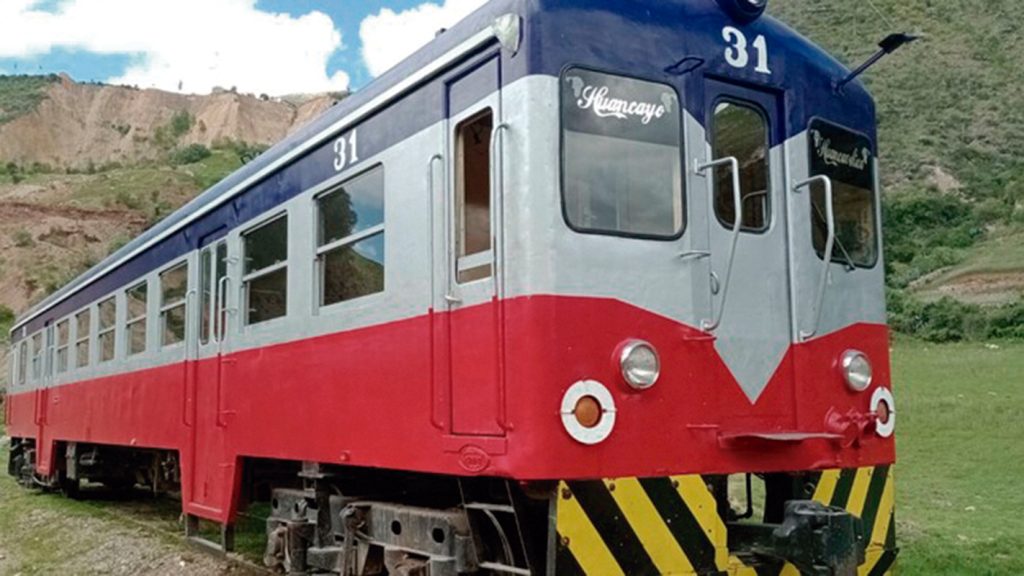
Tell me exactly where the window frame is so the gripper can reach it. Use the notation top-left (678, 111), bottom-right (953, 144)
top-left (806, 116), bottom-right (881, 270)
top-left (55, 318), bottom-right (70, 374)
top-left (159, 261), bottom-right (189, 348)
top-left (242, 212), bottom-right (289, 326)
top-left (97, 296), bottom-right (117, 363)
top-left (315, 182), bottom-right (387, 307)
top-left (125, 280), bottom-right (149, 356)
top-left (30, 332), bottom-right (43, 381)
top-left (710, 96), bottom-right (773, 235)
top-left (74, 307), bottom-right (91, 369)
top-left (17, 340), bottom-right (28, 387)
top-left (558, 64), bottom-right (687, 242)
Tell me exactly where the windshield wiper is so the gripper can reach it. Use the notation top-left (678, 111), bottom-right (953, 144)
top-left (812, 202), bottom-right (857, 272)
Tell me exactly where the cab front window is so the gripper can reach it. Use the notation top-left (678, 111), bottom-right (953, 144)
top-left (808, 119), bottom-right (879, 267)
top-left (561, 68), bottom-right (683, 239)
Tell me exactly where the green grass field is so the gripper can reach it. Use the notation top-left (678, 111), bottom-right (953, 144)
top-left (2, 340), bottom-right (1022, 573)
top-left (892, 339), bottom-right (1024, 574)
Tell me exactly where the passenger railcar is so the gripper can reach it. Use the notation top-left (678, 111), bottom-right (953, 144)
top-left (6, 0), bottom-right (898, 574)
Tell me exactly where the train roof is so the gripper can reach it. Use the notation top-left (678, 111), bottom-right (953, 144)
top-left (12, 0), bottom-right (874, 337)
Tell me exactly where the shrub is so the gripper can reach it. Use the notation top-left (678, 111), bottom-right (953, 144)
top-left (170, 110), bottom-right (194, 138)
top-left (12, 229), bottom-right (34, 248)
top-left (171, 143), bottom-right (212, 165)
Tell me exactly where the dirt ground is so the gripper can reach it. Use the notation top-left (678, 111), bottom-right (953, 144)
top-left (0, 438), bottom-right (261, 576)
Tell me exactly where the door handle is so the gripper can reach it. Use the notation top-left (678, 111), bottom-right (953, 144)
top-left (695, 156), bottom-right (743, 332)
top-left (794, 175), bottom-right (836, 341)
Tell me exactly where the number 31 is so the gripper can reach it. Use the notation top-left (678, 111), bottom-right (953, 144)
top-left (723, 26), bottom-right (771, 75)
top-left (333, 130), bottom-right (359, 172)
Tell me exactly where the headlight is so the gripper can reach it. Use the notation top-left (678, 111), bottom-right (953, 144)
top-left (717, 0), bottom-right (768, 23)
top-left (840, 350), bottom-right (873, 392)
top-left (620, 340), bottom-right (660, 390)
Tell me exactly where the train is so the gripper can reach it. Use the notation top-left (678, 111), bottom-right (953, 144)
top-left (6, 0), bottom-right (899, 574)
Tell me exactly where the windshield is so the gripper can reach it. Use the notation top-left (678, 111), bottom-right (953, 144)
top-left (561, 68), bottom-right (683, 238)
top-left (808, 119), bottom-right (878, 267)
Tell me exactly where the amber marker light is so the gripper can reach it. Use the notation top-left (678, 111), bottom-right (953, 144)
top-left (871, 387), bottom-right (896, 438)
top-left (561, 380), bottom-right (617, 445)
top-left (573, 396), bottom-right (603, 429)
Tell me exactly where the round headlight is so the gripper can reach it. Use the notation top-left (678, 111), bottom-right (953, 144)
top-left (620, 340), bottom-right (661, 390)
top-left (840, 350), bottom-right (873, 392)
top-left (716, 0), bottom-right (768, 23)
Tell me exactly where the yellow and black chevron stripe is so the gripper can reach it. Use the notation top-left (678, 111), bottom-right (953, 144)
top-left (554, 466), bottom-right (896, 576)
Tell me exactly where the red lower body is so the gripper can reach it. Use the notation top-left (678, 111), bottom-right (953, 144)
top-left (5, 295), bottom-right (895, 523)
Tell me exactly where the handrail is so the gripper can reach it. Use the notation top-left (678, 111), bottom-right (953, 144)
top-left (794, 175), bottom-right (836, 341)
top-left (215, 275), bottom-right (231, 346)
top-left (489, 123), bottom-right (510, 298)
top-left (696, 156), bottom-right (742, 332)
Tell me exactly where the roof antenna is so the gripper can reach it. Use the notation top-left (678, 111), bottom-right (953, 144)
top-left (836, 33), bottom-right (919, 93)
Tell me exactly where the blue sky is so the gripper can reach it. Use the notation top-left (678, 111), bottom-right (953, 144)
top-left (0, 0), bottom-right (486, 94)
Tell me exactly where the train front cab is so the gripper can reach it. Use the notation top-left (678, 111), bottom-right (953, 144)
top-left (509, 1), bottom-right (899, 575)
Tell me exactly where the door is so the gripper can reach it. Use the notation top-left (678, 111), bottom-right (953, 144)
top-left (702, 80), bottom-right (795, 427)
top-left (442, 55), bottom-right (506, 437)
top-left (187, 238), bottom-right (231, 513)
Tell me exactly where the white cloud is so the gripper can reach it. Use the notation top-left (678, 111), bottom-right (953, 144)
top-left (0, 0), bottom-right (349, 95)
top-left (360, 0), bottom-right (487, 77)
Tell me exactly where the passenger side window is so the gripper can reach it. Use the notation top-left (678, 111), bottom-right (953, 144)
top-left (75, 309), bottom-right (91, 368)
top-left (455, 110), bottom-right (493, 283)
top-left (317, 167), bottom-right (385, 307)
top-left (56, 319), bottom-right (69, 373)
top-left (126, 282), bottom-right (148, 356)
top-left (160, 263), bottom-right (188, 346)
top-left (31, 332), bottom-right (42, 381)
top-left (712, 101), bottom-right (770, 232)
top-left (18, 340), bottom-right (28, 386)
top-left (244, 215), bottom-right (288, 325)
top-left (98, 297), bottom-right (116, 362)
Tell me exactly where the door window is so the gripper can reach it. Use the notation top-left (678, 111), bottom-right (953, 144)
top-left (455, 110), bottom-right (494, 284)
top-left (712, 100), bottom-right (770, 232)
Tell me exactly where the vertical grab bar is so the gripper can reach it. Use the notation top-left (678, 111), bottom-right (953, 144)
top-left (794, 175), bottom-right (836, 341)
top-left (696, 156), bottom-right (742, 332)
top-left (489, 123), bottom-right (510, 298)
top-left (427, 154), bottom-right (443, 304)
top-left (215, 275), bottom-right (232, 428)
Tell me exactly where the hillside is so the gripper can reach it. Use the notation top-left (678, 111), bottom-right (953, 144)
top-left (771, 0), bottom-right (1024, 339)
top-left (0, 74), bottom-right (337, 170)
top-left (0, 77), bottom-right (342, 354)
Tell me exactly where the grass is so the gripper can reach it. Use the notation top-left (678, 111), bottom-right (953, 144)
top-left (2, 341), bottom-right (1023, 573)
top-left (892, 338), bottom-right (1024, 574)
top-left (917, 226), bottom-right (1024, 288)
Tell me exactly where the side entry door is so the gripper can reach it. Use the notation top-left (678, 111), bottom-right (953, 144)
top-left (442, 54), bottom-right (506, 437)
top-left (702, 80), bottom-right (796, 428)
top-left (187, 237), bottom-right (230, 514)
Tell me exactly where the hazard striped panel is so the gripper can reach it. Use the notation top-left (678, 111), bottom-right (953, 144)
top-left (554, 467), bottom-right (896, 576)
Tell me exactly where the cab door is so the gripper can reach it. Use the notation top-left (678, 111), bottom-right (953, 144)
top-left (441, 54), bottom-right (506, 437)
top-left (702, 80), bottom-right (796, 428)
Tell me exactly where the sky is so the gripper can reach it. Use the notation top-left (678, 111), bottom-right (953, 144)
top-left (0, 0), bottom-right (489, 95)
